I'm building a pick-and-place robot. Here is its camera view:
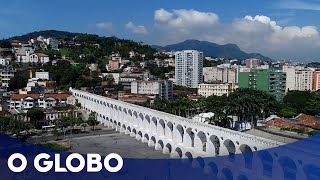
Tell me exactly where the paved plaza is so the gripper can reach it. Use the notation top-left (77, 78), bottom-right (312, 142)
top-left (69, 131), bottom-right (171, 159)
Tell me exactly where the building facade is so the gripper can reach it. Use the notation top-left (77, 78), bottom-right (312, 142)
top-left (131, 80), bottom-right (173, 100)
top-left (175, 50), bottom-right (203, 88)
top-left (9, 94), bottom-right (71, 110)
top-left (239, 69), bottom-right (286, 101)
top-left (203, 65), bottom-right (238, 84)
top-left (198, 83), bottom-right (237, 97)
top-left (0, 67), bottom-right (17, 87)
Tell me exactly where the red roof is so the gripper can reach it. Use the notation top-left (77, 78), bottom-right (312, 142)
top-left (35, 53), bottom-right (49, 57)
top-left (11, 94), bottom-right (40, 100)
top-left (45, 94), bottom-right (71, 99)
top-left (263, 118), bottom-right (306, 129)
top-left (296, 114), bottom-right (320, 128)
top-left (11, 94), bottom-right (71, 100)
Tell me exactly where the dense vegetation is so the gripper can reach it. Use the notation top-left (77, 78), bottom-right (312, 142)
top-left (9, 30), bottom-right (81, 41)
top-left (152, 88), bottom-right (279, 129)
top-left (281, 91), bottom-right (320, 117)
top-left (152, 89), bottom-right (320, 129)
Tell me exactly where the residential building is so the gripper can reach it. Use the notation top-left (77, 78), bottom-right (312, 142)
top-left (282, 66), bottom-right (296, 91)
top-left (175, 50), bottom-right (203, 88)
top-left (198, 83), bottom-right (237, 97)
top-left (16, 47), bottom-right (49, 63)
top-left (203, 64), bottom-right (238, 84)
top-left (131, 80), bottom-right (173, 100)
top-left (47, 37), bottom-right (59, 50)
top-left (0, 57), bottom-right (10, 66)
top-left (8, 93), bottom-right (71, 110)
top-left (313, 71), bottom-right (320, 91)
top-left (295, 68), bottom-right (313, 91)
top-left (245, 58), bottom-right (261, 68)
top-left (239, 69), bottom-right (286, 101)
top-left (35, 72), bottom-right (50, 80)
top-left (0, 67), bottom-right (17, 87)
top-left (107, 53), bottom-right (122, 71)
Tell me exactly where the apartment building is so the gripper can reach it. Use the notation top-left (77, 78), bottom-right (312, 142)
top-left (131, 80), bottom-right (173, 100)
top-left (198, 83), bottom-right (237, 97)
top-left (175, 50), bottom-right (203, 88)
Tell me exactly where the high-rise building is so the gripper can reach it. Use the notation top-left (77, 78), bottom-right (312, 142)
top-left (295, 68), bottom-right (313, 91)
top-left (239, 69), bottom-right (286, 101)
top-left (175, 50), bottom-right (203, 88)
top-left (131, 80), bottom-right (173, 100)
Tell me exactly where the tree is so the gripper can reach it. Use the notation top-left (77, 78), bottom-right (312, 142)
top-left (8, 74), bottom-right (28, 91)
top-left (27, 108), bottom-right (45, 129)
top-left (87, 112), bottom-right (99, 131)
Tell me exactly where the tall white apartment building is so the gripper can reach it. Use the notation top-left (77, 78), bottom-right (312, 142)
top-left (283, 66), bottom-right (313, 91)
top-left (175, 50), bottom-right (203, 88)
top-left (283, 66), bottom-right (296, 91)
top-left (131, 80), bottom-right (173, 100)
top-left (295, 68), bottom-right (313, 91)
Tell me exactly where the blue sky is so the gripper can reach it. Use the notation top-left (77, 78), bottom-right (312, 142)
top-left (1, 0), bottom-right (320, 61)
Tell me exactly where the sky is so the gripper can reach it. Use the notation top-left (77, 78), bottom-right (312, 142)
top-left (1, 0), bottom-right (320, 61)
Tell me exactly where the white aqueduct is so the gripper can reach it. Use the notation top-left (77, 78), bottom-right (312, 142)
top-left (71, 89), bottom-right (282, 158)
top-left (71, 89), bottom-right (320, 179)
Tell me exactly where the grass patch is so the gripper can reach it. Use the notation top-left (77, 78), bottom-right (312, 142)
top-left (39, 142), bottom-right (70, 151)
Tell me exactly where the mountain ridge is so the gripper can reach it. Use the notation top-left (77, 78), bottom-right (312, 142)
top-left (153, 39), bottom-right (272, 61)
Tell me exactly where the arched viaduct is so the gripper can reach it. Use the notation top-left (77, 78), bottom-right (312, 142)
top-left (70, 89), bottom-right (320, 179)
top-left (71, 89), bottom-right (281, 158)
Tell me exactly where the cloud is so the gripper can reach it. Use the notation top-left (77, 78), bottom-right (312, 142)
top-left (155, 9), bottom-right (219, 34)
top-left (96, 22), bottom-right (113, 31)
top-left (125, 22), bottom-right (148, 35)
top-left (275, 0), bottom-right (320, 11)
top-left (150, 8), bottom-right (320, 61)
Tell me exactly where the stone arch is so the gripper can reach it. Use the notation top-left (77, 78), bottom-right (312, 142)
top-left (142, 133), bottom-right (149, 143)
top-left (175, 124), bottom-right (184, 143)
top-left (132, 128), bottom-right (137, 137)
top-left (151, 117), bottom-right (157, 134)
top-left (278, 156), bottom-right (297, 180)
top-left (166, 122), bottom-right (174, 139)
top-left (258, 151), bottom-right (273, 177)
top-left (239, 144), bottom-right (253, 169)
top-left (206, 161), bottom-right (218, 177)
top-left (184, 151), bottom-right (193, 163)
top-left (224, 139), bottom-right (236, 155)
top-left (173, 147), bottom-right (183, 158)
top-left (128, 109), bottom-right (133, 116)
top-left (158, 119), bottom-right (165, 137)
top-left (156, 140), bottom-right (164, 150)
top-left (209, 135), bottom-right (220, 156)
top-left (149, 136), bottom-right (156, 147)
top-left (144, 115), bottom-right (151, 130)
top-left (127, 126), bottom-right (131, 132)
top-left (195, 131), bottom-right (207, 152)
top-left (163, 143), bottom-right (172, 154)
top-left (193, 156), bottom-right (205, 169)
top-left (137, 131), bottom-right (143, 140)
top-left (222, 168), bottom-right (233, 180)
top-left (184, 128), bottom-right (194, 147)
